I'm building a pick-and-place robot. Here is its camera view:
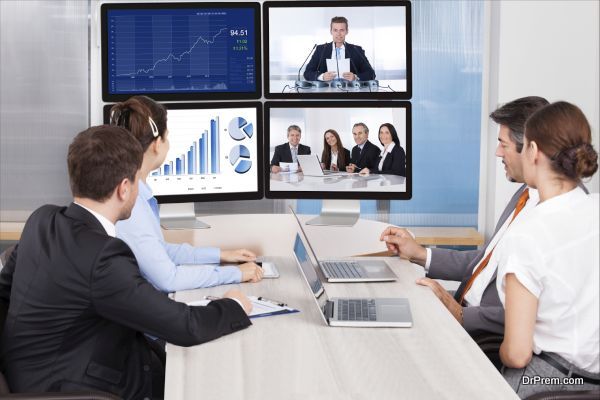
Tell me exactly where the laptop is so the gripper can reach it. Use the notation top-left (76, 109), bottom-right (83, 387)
top-left (293, 234), bottom-right (412, 327)
top-left (290, 208), bottom-right (397, 282)
top-left (297, 154), bottom-right (352, 177)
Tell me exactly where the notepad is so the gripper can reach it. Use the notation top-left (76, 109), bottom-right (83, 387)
top-left (188, 296), bottom-right (299, 319)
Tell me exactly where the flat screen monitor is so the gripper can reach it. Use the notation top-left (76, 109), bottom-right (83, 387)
top-left (265, 101), bottom-right (412, 200)
top-left (103, 102), bottom-right (263, 204)
top-left (101, 2), bottom-right (261, 102)
top-left (263, 1), bottom-right (412, 99)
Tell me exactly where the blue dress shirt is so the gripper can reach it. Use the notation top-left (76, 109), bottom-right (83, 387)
top-left (116, 181), bottom-right (242, 293)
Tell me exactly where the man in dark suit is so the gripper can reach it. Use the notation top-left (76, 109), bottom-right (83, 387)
top-left (346, 122), bottom-right (380, 173)
top-left (303, 16), bottom-right (376, 82)
top-left (0, 126), bottom-right (252, 399)
top-left (270, 124), bottom-right (311, 173)
top-left (380, 97), bottom-right (552, 337)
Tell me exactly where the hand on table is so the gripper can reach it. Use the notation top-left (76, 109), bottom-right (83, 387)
top-left (416, 277), bottom-right (463, 324)
top-left (221, 248), bottom-right (256, 263)
top-left (238, 262), bottom-right (264, 283)
top-left (223, 289), bottom-right (253, 314)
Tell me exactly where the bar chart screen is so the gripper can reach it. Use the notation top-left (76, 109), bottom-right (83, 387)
top-left (103, 4), bottom-right (258, 99)
top-left (149, 107), bottom-right (258, 196)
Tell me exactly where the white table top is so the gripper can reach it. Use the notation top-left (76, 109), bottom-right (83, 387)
top-left (164, 214), bottom-right (516, 400)
top-left (270, 172), bottom-right (406, 192)
top-left (268, 79), bottom-right (407, 94)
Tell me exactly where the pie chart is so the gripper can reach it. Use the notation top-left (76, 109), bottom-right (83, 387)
top-left (229, 145), bottom-right (252, 174)
top-left (228, 117), bottom-right (253, 141)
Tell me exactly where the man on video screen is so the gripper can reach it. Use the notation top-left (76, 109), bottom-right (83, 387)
top-left (303, 16), bottom-right (376, 82)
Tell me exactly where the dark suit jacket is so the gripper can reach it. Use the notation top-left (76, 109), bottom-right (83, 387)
top-left (0, 203), bottom-right (251, 399)
top-left (322, 147), bottom-right (351, 170)
top-left (303, 42), bottom-right (376, 81)
top-left (270, 143), bottom-right (311, 166)
top-left (428, 183), bottom-right (588, 336)
top-left (350, 140), bottom-right (380, 171)
top-left (372, 145), bottom-right (406, 176)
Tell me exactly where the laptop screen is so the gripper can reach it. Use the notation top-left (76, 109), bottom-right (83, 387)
top-left (293, 234), bottom-right (329, 312)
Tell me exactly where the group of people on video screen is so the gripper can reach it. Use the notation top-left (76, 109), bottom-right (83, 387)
top-left (270, 122), bottom-right (406, 176)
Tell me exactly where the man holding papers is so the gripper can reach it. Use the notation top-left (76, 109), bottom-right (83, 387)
top-left (303, 16), bottom-right (376, 82)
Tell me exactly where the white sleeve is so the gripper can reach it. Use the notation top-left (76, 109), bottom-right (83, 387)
top-left (496, 231), bottom-right (544, 306)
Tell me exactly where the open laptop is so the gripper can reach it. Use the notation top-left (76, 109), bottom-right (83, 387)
top-left (293, 234), bottom-right (412, 327)
top-left (297, 154), bottom-right (353, 177)
top-left (290, 208), bottom-right (397, 282)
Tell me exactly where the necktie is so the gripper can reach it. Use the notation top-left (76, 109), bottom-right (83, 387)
top-left (291, 146), bottom-right (298, 163)
top-left (336, 47), bottom-right (341, 59)
top-left (458, 188), bottom-right (530, 305)
top-left (147, 196), bottom-right (160, 222)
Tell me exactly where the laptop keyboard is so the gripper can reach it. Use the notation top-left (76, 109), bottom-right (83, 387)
top-left (337, 299), bottom-right (377, 321)
top-left (321, 261), bottom-right (364, 279)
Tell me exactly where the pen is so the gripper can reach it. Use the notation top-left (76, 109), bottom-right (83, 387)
top-left (204, 295), bottom-right (221, 301)
top-left (257, 296), bottom-right (287, 307)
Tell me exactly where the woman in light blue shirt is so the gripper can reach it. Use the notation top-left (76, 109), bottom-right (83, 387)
top-left (111, 96), bottom-right (263, 293)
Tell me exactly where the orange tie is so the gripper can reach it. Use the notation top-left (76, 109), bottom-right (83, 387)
top-left (458, 188), bottom-right (530, 305)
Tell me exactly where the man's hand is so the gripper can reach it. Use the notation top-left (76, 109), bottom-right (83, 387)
top-left (380, 226), bottom-right (427, 266)
top-left (221, 249), bottom-right (256, 263)
top-left (238, 262), bottom-right (264, 283)
top-left (223, 289), bottom-right (253, 314)
top-left (323, 71), bottom-right (337, 81)
top-left (342, 72), bottom-right (356, 81)
top-left (271, 165), bottom-right (281, 173)
top-left (416, 277), bottom-right (463, 324)
top-left (346, 164), bottom-right (357, 173)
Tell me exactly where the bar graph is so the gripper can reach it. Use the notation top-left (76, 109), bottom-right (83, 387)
top-left (152, 117), bottom-right (220, 176)
top-left (147, 107), bottom-right (258, 197)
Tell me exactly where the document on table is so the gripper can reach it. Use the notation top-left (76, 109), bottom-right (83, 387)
top-left (279, 162), bottom-right (298, 172)
top-left (326, 58), bottom-right (350, 75)
top-left (188, 296), bottom-right (299, 319)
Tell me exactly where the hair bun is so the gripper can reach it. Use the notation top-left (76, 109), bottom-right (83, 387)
top-left (553, 143), bottom-right (598, 179)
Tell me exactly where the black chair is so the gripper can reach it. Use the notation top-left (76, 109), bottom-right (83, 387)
top-left (473, 333), bottom-right (600, 400)
top-left (0, 245), bottom-right (121, 400)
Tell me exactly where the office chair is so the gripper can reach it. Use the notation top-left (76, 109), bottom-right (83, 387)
top-left (0, 245), bottom-right (121, 400)
top-left (472, 333), bottom-right (599, 400)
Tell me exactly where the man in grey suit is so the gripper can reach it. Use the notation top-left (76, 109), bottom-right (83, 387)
top-left (380, 96), bottom-right (549, 336)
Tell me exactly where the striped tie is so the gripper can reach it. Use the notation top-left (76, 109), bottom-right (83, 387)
top-left (458, 188), bottom-right (530, 305)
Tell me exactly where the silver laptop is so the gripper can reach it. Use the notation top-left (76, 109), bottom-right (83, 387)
top-left (297, 154), bottom-right (351, 177)
top-left (293, 234), bottom-right (412, 327)
top-left (291, 208), bottom-right (397, 282)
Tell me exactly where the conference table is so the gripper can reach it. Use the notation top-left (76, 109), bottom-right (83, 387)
top-left (163, 214), bottom-right (516, 400)
top-left (268, 79), bottom-right (407, 94)
top-left (270, 172), bottom-right (406, 192)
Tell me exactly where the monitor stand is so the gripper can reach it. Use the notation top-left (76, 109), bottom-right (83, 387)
top-left (159, 203), bottom-right (210, 230)
top-left (305, 199), bottom-right (360, 227)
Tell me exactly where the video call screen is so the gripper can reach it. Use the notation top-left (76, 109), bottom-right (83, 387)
top-left (265, 101), bottom-right (412, 200)
top-left (263, 1), bottom-right (412, 99)
top-left (101, 2), bottom-right (261, 101)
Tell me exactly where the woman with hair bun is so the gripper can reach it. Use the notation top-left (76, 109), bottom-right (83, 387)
top-left (496, 101), bottom-right (599, 398)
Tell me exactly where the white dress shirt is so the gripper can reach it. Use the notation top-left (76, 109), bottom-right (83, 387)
top-left (330, 151), bottom-right (338, 168)
top-left (378, 142), bottom-right (396, 171)
top-left (74, 202), bottom-right (116, 237)
top-left (318, 43), bottom-right (346, 81)
top-left (462, 188), bottom-right (540, 306)
top-left (496, 188), bottom-right (599, 373)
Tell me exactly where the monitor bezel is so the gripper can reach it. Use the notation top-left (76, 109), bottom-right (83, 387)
top-left (103, 101), bottom-right (264, 204)
top-left (263, 0), bottom-right (412, 100)
top-left (264, 100), bottom-right (412, 200)
top-left (100, 2), bottom-right (262, 102)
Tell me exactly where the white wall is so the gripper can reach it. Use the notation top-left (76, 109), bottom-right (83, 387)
top-left (481, 0), bottom-right (599, 239)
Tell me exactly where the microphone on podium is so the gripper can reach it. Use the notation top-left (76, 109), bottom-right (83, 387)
top-left (295, 43), bottom-right (317, 89)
